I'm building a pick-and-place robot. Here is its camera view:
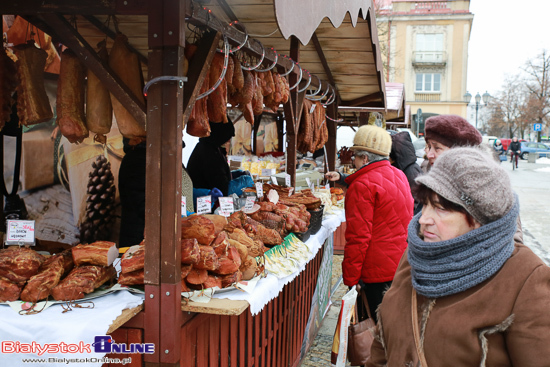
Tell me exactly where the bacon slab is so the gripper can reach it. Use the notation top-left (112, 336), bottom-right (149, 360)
top-left (51, 265), bottom-right (116, 301)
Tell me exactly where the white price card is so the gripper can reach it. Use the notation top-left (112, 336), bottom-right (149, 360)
top-left (325, 183), bottom-right (330, 190)
top-left (244, 196), bottom-right (256, 211)
top-left (285, 174), bottom-right (291, 187)
top-left (6, 220), bottom-right (35, 245)
top-left (288, 187), bottom-right (294, 196)
top-left (271, 176), bottom-right (278, 185)
top-left (181, 196), bottom-right (187, 217)
top-left (218, 197), bottom-right (235, 217)
top-left (261, 168), bottom-right (275, 177)
top-left (305, 177), bottom-right (312, 188)
top-left (255, 182), bottom-right (264, 197)
top-left (197, 195), bottom-right (212, 215)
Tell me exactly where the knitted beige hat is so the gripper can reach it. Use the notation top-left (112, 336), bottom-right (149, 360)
top-left (349, 125), bottom-right (391, 156)
top-left (415, 147), bottom-right (514, 225)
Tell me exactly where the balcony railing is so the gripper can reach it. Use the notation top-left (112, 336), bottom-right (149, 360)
top-left (415, 2), bottom-right (449, 10)
top-left (413, 51), bottom-right (446, 65)
top-left (414, 93), bottom-right (441, 102)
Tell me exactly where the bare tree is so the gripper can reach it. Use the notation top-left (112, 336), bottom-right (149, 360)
top-left (486, 75), bottom-right (526, 138)
top-left (523, 50), bottom-right (550, 141)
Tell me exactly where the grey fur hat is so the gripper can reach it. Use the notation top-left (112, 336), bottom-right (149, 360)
top-left (415, 147), bottom-right (514, 225)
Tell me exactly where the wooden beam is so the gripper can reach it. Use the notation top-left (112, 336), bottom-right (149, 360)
top-left (216, 0), bottom-right (239, 23)
top-left (182, 31), bottom-right (221, 123)
top-left (37, 13), bottom-right (147, 130)
top-left (311, 32), bottom-right (340, 104)
top-left (0, 0), bottom-right (148, 15)
top-left (345, 92), bottom-right (384, 107)
top-left (82, 15), bottom-right (148, 65)
top-left (326, 102), bottom-right (338, 176)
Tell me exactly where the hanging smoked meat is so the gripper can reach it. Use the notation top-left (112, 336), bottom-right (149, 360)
top-left (206, 53), bottom-right (228, 123)
top-left (232, 55), bottom-right (244, 90)
top-left (13, 41), bottom-right (53, 126)
top-left (109, 33), bottom-right (146, 145)
top-left (281, 76), bottom-right (290, 104)
top-left (252, 73), bottom-right (264, 116)
top-left (56, 49), bottom-right (88, 144)
top-left (0, 48), bottom-right (17, 130)
top-left (314, 101), bottom-right (328, 151)
top-left (297, 99), bottom-right (314, 154)
top-left (86, 41), bottom-right (112, 144)
top-left (187, 71), bottom-right (210, 137)
top-left (239, 70), bottom-right (255, 124)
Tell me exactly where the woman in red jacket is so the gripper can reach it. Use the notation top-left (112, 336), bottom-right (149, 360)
top-left (341, 125), bottom-right (414, 321)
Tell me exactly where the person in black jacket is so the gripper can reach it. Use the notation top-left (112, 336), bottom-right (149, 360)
top-left (389, 132), bottom-right (423, 214)
top-left (187, 118), bottom-right (235, 196)
top-left (508, 137), bottom-right (521, 168)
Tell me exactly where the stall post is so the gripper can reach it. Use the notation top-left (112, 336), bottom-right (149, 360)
top-left (144, 1), bottom-right (185, 366)
top-left (326, 102), bottom-right (338, 173)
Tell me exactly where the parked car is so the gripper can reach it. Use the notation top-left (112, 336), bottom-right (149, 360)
top-left (482, 135), bottom-right (498, 146)
top-left (519, 142), bottom-right (550, 159)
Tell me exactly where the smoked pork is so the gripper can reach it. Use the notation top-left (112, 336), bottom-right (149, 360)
top-left (181, 238), bottom-right (200, 265)
top-left (51, 265), bottom-right (116, 301)
top-left (121, 242), bottom-right (145, 274)
top-left (86, 41), bottom-right (113, 144)
top-left (13, 42), bottom-right (53, 126)
top-left (0, 48), bottom-right (17, 129)
top-left (194, 245), bottom-right (219, 271)
top-left (20, 255), bottom-right (64, 302)
top-left (109, 34), bottom-right (146, 145)
top-left (72, 241), bottom-right (118, 267)
top-left (118, 269), bottom-right (144, 286)
top-left (57, 49), bottom-right (88, 143)
top-left (0, 246), bottom-right (44, 286)
top-left (206, 53), bottom-right (228, 123)
top-left (181, 215), bottom-right (216, 245)
top-left (0, 277), bottom-right (21, 302)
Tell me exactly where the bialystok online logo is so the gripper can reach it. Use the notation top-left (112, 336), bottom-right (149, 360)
top-left (1, 336), bottom-right (154, 356)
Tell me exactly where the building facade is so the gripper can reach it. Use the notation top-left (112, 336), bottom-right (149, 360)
top-left (376, 0), bottom-right (474, 134)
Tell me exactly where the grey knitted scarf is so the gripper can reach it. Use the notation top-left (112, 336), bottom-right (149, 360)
top-left (407, 195), bottom-right (519, 298)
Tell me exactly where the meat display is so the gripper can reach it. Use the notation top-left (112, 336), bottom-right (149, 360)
top-left (186, 71), bottom-right (210, 137)
top-left (118, 269), bottom-right (144, 286)
top-left (120, 242), bottom-right (145, 274)
top-left (72, 241), bottom-right (118, 267)
top-left (194, 245), bottom-right (219, 271)
top-left (109, 33), bottom-right (147, 145)
top-left (181, 215), bottom-right (216, 245)
top-left (86, 41), bottom-right (113, 144)
top-left (0, 48), bottom-right (17, 129)
top-left (20, 255), bottom-right (64, 302)
top-left (57, 49), bottom-right (88, 144)
top-left (51, 265), bottom-right (116, 301)
top-left (0, 246), bottom-right (44, 286)
top-left (181, 238), bottom-right (200, 265)
top-left (13, 41), bottom-right (53, 126)
top-left (206, 53), bottom-right (228, 123)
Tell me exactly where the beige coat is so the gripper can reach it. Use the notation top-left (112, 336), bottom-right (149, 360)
top-left (367, 243), bottom-right (550, 367)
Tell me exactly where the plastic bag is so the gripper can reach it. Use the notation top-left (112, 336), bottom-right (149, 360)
top-left (331, 287), bottom-right (358, 367)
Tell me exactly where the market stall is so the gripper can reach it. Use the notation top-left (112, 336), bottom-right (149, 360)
top-left (0, 1), bottom-right (387, 366)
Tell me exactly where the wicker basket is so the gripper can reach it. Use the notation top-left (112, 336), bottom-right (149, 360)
top-left (308, 205), bottom-right (324, 235)
top-left (294, 229), bottom-right (311, 243)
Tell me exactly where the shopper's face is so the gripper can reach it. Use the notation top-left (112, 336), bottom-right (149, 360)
top-left (418, 200), bottom-right (480, 242)
top-left (425, 140), bottom-right (450, 165)
top-left (352, 154), bottom-right (367, 169)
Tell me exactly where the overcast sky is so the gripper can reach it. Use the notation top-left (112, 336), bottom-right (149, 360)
top-left (467, 1), bottom-right (550, 98)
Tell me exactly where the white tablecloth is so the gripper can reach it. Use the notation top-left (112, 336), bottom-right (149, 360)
top-left (212, 209), bottom-right (346, 315)
top-left (0, 290), bottom-right (144, 367)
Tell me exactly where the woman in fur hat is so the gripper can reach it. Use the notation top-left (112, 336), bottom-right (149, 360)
top-left (367, 147), bottom-right (550, 367)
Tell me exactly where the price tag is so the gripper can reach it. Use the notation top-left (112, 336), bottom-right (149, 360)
top-left (197, 195), bottom-right (212, 215)
top-left (255, 182), bottom-right (264, 197)
top-left (305, 177), bottom-right (312, 188)
top-left (288, 187), bottom-right (294, 197)
top-left (271, 176), bottom-right (278, 185)
top-left (285, 174), bottom-right (291, 187)
top-left (261, 168), bottom-right (275, 177)
top-left (6, 220), bottom-right (35, 245)
top-left (218, 197), bottom-right (235, 217)
top-left (244, 196), bottom-right (256, 211)
top-left (181, 196), bottom-right (187, 217)
top-left (310, 104), bottom-right (317, 114)
top-left (325, 183), bottom-right (330, 190)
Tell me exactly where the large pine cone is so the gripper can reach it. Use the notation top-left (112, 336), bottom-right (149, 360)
top-left (80, 155), bottom-right (116, 243)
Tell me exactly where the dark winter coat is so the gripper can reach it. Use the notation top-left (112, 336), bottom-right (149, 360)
top-left (368, 243), bottom-right (550, 367)
top-left (390, 132), bottom-right (423, 214)
top-left (187, 120), bottom-right (235, 196)
top-left (342, 160), bottom-right (414, 286)
top-left (508, 140), bottom-right (521, 153)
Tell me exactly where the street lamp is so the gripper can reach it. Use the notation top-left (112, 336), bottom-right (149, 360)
top-left (464, 91), bottom-right (491, 129)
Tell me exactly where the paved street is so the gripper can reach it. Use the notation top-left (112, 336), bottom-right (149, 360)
top-left (301, 157), bottom-right (550, 366)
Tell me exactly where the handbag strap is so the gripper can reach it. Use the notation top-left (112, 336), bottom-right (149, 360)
top-left (412, 288), bottom-right (428, 367)
top-left (355, 284), bottom-right (374, 320)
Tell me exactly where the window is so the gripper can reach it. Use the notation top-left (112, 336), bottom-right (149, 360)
top-left (416, 73), bottom-right (441, 92)
top-left (416, 33), bottom-right (444, 62)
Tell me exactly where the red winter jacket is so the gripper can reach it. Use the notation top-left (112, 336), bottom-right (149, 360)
top-left (343, 160), bottom-right (413, 286)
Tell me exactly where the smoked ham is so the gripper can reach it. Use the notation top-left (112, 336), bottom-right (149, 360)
top-left (186, 44), bottom-right (211, 137)
top-left (194, 245), bottom-right (219, 271)
top-left (0, 277), bottom-right (21, 302)
top-left (109, 33), bottom-right (146, 145)
top-left (202, 274), bottom-right (222, 289)
top-left (57, 49), bottom-right (88, 143)
top-left (118, 269), bottom-right (144, 286)
top-left (86, 41), bottom-right (113, 144)
top-left (0, 48), bottom-right (17, 129)
top-left (220, 270), bottom-right (242, 288)
top-left (0, 246), bottom-right (44, 286)
top-left (206, 53), bottom-right (228, 123)
top-left (186, 268), bottom-right (208, 285)
top-left (13, 42), bottom-right (53, 126)
top-left (215, 245), bottom-right (241, 275)
top-left (181, 238), bottom-right (200, 265)
top-left (20, 255), bottom-right (64, 302)
top-left (121, 242), bottom-right (145, 274)
top-left (231, 55), bottom-right (244, 90)
top-left (72, 241), bottom-right (118, 267)
top-left (181, 215), bottom-right (216, 245)
top-left (51, 265), bottom-right (116, 301)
